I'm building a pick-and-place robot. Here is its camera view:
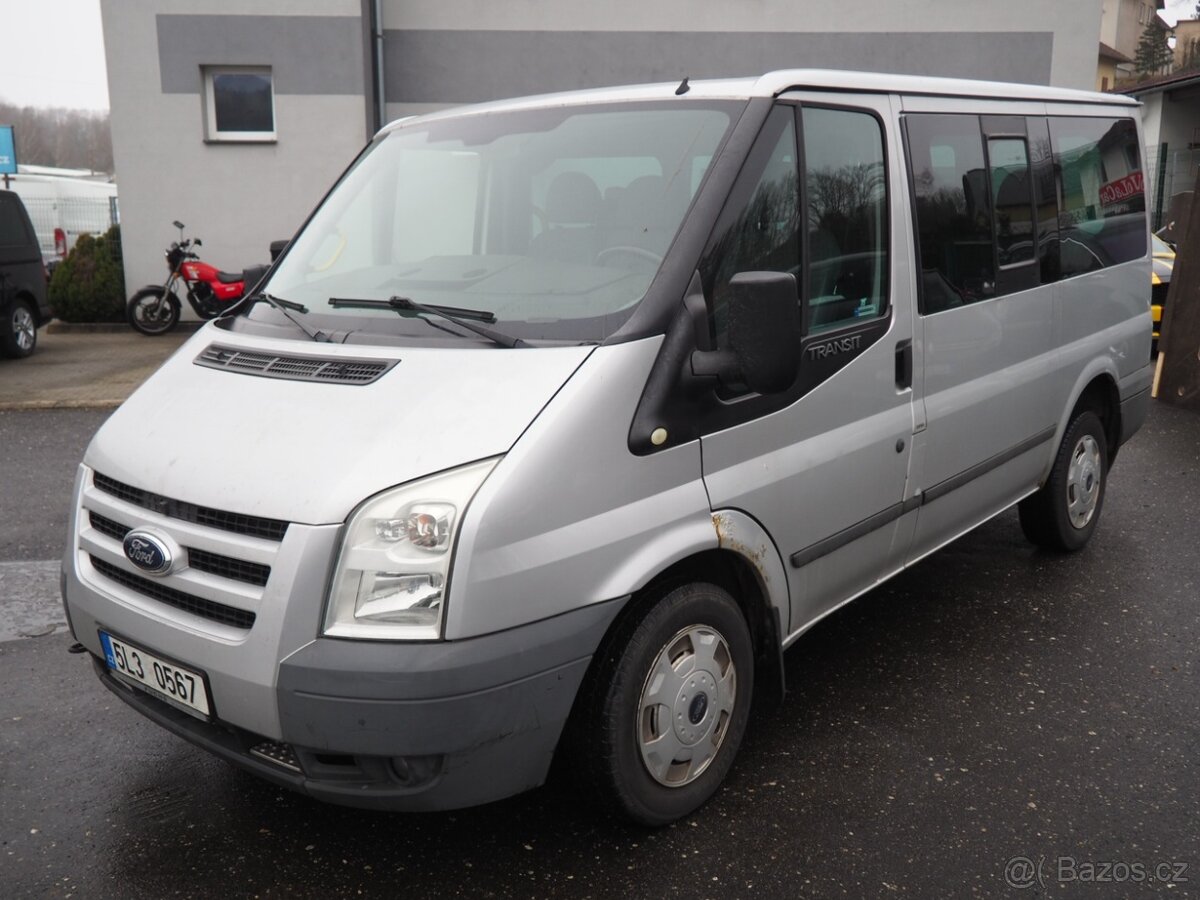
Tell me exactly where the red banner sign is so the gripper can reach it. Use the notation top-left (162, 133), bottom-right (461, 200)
top-left (1099, 172), bottom-right (1144, 206)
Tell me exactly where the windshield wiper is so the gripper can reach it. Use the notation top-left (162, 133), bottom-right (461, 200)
top-left (246, 292), bottom-right (330, 342)
top-left (328, 296), bottom-right (526, 348)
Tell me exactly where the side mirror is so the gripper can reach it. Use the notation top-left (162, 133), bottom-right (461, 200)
top-left (269, 239), bottom-right (289, 262)
top-left (691, 272), bottom-right (801, 395)
top-left (242, 264), bottom-right (270, 294)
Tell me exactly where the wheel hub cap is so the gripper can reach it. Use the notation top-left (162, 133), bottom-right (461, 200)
top-left (1066, 434), bottom-right (1102, 529)
top-left (13, 307), bottom-right (34, 351)
top-left (637, 625), bottom-right (736, 787)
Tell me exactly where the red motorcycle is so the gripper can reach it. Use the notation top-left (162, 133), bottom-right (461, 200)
top-left (126, 221), bottom-right (247, 335)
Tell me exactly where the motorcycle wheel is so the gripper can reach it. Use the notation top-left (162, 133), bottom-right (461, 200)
top-left (127, 288), bottom-right (181, 335)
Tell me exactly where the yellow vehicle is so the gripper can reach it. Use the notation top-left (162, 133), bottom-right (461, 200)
top-left (1151, 233), bottom-right (1175, 352)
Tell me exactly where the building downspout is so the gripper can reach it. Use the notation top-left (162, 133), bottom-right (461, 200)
top-left (373, 0), bottom-right (386, 130)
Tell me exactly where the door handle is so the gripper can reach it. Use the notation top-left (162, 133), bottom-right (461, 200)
top-left (895, 340), bottom-right (913, 390)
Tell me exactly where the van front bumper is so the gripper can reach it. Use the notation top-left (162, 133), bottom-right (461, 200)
top-left (92, 597), bottom-right (625, 811)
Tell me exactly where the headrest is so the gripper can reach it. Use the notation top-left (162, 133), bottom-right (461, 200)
top-left (545, 171), bottom-right (602, 225)
top-left (610, 175), bottom-right (668, 228)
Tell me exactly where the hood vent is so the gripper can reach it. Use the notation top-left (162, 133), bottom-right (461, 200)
top-left (195, 344), bottom-right (396, 385)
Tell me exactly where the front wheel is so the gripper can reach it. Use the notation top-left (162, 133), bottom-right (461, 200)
top-left (1, 298), bottom-right (38, 358)
top-left (1019, 410), bottom-right (1108, 551)
top-left (569, 582), bottom-right (754, 825)
top-left (127, 288), bottom-right (180, 335)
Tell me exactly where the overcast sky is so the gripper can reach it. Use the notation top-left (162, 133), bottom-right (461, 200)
top-left (0, 0), bottom-right (1197, 111)
top-left (0, 0), bottom-right (109, 111)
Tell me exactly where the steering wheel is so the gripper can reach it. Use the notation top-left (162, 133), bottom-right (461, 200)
top-left (594, 245), bottom-right (664, 266)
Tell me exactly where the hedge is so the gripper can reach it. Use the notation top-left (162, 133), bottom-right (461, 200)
top-left (48, 225), bottom-right (126, 323)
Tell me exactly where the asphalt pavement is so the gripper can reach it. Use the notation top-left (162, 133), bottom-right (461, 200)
top-left (1, 402), bottom-right (1198, 898)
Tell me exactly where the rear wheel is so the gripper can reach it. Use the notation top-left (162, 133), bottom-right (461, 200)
top-left (127, 288), bottom-right (180, 335)
top-left (1019, 410), bottom-right (1108, 551)
top-left (570, 582), bottom-right (754, 825)
top-left (1, 298), bottom-right (38, 359)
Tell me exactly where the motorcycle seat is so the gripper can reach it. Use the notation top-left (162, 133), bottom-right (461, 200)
top-left (217, 271), bottom-right (243, 284)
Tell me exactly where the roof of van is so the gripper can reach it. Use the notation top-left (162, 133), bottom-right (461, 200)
top-left (382, 69), bottom-right (1137, 133)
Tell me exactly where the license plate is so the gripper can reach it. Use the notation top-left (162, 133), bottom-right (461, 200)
top-left (99, 631), bottom-right (211, 718)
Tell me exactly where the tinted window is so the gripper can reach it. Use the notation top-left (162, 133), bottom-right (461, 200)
top-left (0, 194), bottom-right (32, 247)
top-left (1050, 117), bottom-right (1146, 277)
top-left (988, 137), bottom-right (1035, 267)
top-left (1028, 117), bottom-right (1060, 284)
top-left (701, 106), bottom-right (800, 340)
top-left (803, 106), bottom-right (888, 333)
top-left (906, 114), bottom-right (995, 313)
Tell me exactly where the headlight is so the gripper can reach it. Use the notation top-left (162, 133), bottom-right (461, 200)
top-left (323, 458), bottom-right (498, 640)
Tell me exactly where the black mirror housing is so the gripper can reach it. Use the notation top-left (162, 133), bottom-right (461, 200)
top-left (725, 271), bottom-right (801, 394)
top-left (270, 240), bottom-right (289, 262)
top-left (242, 264), bottom-right (270, 295)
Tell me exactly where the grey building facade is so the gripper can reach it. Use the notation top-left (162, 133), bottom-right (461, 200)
top-left (101, 0), bottom-right (1107, 303)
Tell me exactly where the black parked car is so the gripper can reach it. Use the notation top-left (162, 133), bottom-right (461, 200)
top-left (0, 189), bottom-right (51, 358)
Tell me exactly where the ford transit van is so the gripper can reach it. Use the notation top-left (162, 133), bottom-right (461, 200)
top-left (61, 71), bottom-right (1152, 825)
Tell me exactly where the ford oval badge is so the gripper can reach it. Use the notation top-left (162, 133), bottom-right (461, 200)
top-left (123, 531), bottom-right (173, 575)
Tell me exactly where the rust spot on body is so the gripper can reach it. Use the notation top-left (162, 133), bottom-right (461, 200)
top-left (712, 512), bottom-right (770, 578)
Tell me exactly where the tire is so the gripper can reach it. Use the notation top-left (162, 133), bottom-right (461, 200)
top-left (127, 288), bottom-right (180, 335)
top-left (0, 297), bottom-right (38, 359)
top-left (569, 582), bottom-right (755, 826)
top-left (1018, 410), bottom-right (1108, 552)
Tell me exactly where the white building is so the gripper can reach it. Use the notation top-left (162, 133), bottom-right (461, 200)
top-left (100, 0), bottom-right (1109, 303)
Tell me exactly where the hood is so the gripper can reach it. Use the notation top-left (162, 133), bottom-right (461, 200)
top-left (85, 327), bottom-right (592, 524)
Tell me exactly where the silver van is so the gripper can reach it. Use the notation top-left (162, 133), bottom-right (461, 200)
top-left (62, 71), bottom-right (1152, 825)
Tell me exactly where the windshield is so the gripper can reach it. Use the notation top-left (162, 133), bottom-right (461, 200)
top-left (260, 101), bottom-right (739, 344)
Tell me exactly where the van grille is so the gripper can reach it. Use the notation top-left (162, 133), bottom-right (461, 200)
top-left (187, 548), bottom-right (271, 587)
top-left (92, 473), bottom-right (289, 542)
top-left (89, 555), bottom-right (257, 629)
top-left (194, 344), bottom-right (396, 385)
top-left (88, 512), bottom-right (271, 587)
top-left (89, 511), bottom-right (129, 542)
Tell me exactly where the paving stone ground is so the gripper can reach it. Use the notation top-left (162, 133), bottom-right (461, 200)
top-left (0, 327), bottom-right (192, 410)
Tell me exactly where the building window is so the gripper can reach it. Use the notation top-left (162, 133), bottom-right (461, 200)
top-left (203, 67), bottom-right (275, 142)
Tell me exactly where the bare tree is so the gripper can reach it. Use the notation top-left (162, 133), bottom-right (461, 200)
top-left (0, 101), bottom-right (113, 174)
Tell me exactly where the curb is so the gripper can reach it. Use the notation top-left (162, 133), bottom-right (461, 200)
top-left (45, 320), bottom-right (204, 335)
top-left (0, 399), bottom-right (123, 411)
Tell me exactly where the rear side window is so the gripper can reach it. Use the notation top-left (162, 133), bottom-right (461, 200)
top-left (988, 137), bottom-right (1035, 267)
top-left (1050, 117), bottom-right (1146, 276)
top-left (803, 106), bottom-right (888, 333)
top-left (0, 194), bottom-right (33, 247)
top-left (905, 114), bottom-right (996, 313)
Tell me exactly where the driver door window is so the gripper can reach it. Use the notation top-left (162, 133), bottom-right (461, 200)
top-left (803, 106), bottom-right (889, 333)
top-left (700, 105), bottom-right (800, 343)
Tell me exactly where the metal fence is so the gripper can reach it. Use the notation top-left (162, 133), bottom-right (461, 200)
top-left (19, 196), bottom-right (120, 257)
